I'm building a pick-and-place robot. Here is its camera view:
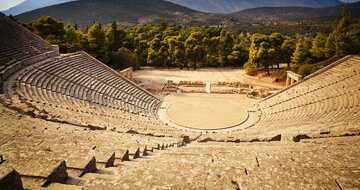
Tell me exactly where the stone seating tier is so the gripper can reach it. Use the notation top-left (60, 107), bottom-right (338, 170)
top-left (0, 14), bottom-right (57, 92)
top-left (0, 106), bottom-right (184, 189)
top-left (7, 52), bottom-right (159, 117)
top-left (253, 56), bottom-right (360, 131)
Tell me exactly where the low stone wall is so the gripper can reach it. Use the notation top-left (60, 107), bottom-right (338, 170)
top-left (178, 81), bottom-right (204, 87)
top-left (213, 82), bottom-right (250, 88)
top-left (119, 67), bottom-right (133, 79)
top-left (163, 80), bottom-right (278, 98)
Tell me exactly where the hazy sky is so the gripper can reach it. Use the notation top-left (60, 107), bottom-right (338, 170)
top-left (0, 0), bottom-right (25, 11)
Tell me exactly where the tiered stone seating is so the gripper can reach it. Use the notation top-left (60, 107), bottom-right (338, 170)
top-left (0, 14), bottom-right (58, 93)
top-left (196, 56), bottom-right (360, 142)
top-left (0, 15), bottom-right (200, 189)
top-left (7, 52), bottom-right (160, 117)
top-left (0, 106), bottom-right (183, 189)
top-left (0, 14), bottom-right (191, 138)
top-left (250, 56), bottom-right (360, 135)
top-left (81, 137), bottom-right (360, 189)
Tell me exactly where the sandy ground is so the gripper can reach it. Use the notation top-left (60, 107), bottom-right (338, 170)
top-left (134, 68), bottom-right (246, 83)
top-left (133, 67), bottom-right (284, 89)
top-left (160, 93), bottom-right (259, 130)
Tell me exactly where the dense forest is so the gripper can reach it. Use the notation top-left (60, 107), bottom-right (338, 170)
top-left (13, 5), bottom-right (360, 81)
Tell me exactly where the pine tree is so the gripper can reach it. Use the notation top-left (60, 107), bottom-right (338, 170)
top-left (310, 33), bottom-right (327, 61)
top-left (325, 4), bottom-right (360, 57)
top-left (291, 37), bottom-right (312, 64)
top-left (87, 23), bottom-right (109, 63)
top-left (281, 37), bottom-right (296, 67)
top-left (185, 32), bottom-right (204, 70)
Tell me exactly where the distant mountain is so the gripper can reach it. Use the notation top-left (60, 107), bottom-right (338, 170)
top-left (165, 0), bottom-right (343, 13)
top-left (340, 0), bottom-right (360, 2)
top-left (229, 2), bottom-right (360, 21)
top-left (3, 0), bottom-right (75, 15)
top-left (15, 0), bottom-right (215, 27)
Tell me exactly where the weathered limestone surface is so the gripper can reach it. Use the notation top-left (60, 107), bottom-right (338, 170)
top-left (82, 137), bottom-right (360, 189)
top-left (0, 106), bottom-right (181, 188)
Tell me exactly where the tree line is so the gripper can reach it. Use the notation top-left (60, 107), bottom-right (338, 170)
top-left (15, 5), bottom-right (360, 78)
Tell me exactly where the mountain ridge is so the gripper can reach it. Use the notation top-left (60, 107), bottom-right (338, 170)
top-left (14, 0), bottom-right (215, 27)
top-left (165, 0), bottom-right (343, 13)
top-left (3, 0), bottom-right (75, 15)
top-left (3, 0), bottom-right (349, 16)
top-left (13, 0), bottom-right (360, 33)
top-left (230, 2), bottom-right (360, 21)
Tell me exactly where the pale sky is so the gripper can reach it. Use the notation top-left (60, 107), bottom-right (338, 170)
top-left (0, 0), bottom-right (25, 11)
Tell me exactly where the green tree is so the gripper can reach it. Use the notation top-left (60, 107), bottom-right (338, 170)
top-left (185, 32), bottom-right (204, 69)
top-left (29, 16), bottom-right (66, 51)
top-left (325, 4), bottom-right (360, 57)
top-left (258, 41), bottom-right (272, 75)
top-left (203, 36), bottom-right (220, 67)
top-left (227, 44), bottom-right (249, 67)
top-left (247, 34), bottom-right (267, 75)
top-left (164, 36), bottom-right (185, 67)
top-left (248, 33), bottom-right (282, 75)
top-left (134, 34), bottom-right (149, 66)
top-left (30, 16), bottom-right (65, 40)
top-left (230, 33), bottom-right (250, 67)
top-left (310, 33), bottom-right (327, 61)
top-left (107, 21), bottom-right (127, 52)
top-left (87, 23), bottom-right (109, 63)
top-left (218, 31), bottom-right (234, 67)
top-left (110, 47), bottom-right (138, 70)
top-left (174, 46), bottom-right (185, 68)
top-left (147, 38), bottom-right (170, 67)
top-left (291, 37), bottom-right (312, 64)
top-left (281, 37), bottom-right (296, 67)
top-left (269, 32), bottom-right (284, 68)
top-left (64, 25), bottom-right (80, 53)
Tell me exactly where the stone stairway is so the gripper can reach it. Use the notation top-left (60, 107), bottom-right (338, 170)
top-left (3, 133), bottom-right (360, 189)
top-left (75, 137), bottom-right (359, 189)
top-left (23, 142), bottom-right (183, 190)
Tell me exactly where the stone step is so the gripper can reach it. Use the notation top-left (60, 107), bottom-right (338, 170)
top-left (47, 183), bottom-right (84, 190)
top-left (0, 165), bottom-right (23, 190)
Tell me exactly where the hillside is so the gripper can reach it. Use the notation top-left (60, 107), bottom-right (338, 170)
top-left (3, 0), bottom-right (75, 15)
top-left (14, 0), bottom-right (360, 34)
top-left (229, 2), bottom-right (360, 21)
top-left (224, 2), bottom-right (360, 35)
top-left (15, 0), bottom-right (215, 27)
top-left (165, 0), bottom-right (342, 13)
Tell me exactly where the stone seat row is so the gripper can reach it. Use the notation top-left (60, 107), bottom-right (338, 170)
top-left (207, 56), bottom-right (360, 141)
top-left (253, 57), bottom-right (359, 127)
top-left (13, 90), bottom-right (196, 138)
top-left (0, 15), bottom-right (54, 68)
top-left (260, 88), bottom-right (359, 120)
top-left (256, 95), bottom-right (359, 130)
top-left (17, 84), bottom-right (159, 125)
top-left (77, 138), bottom-right (360, 189)
top-left (11, 53), bottom-right (160, 117)
top-left (18, 79), bottom-right (155, 116)
top-left (259, 57), bottom-right (359, 108)
top-left (0, 109), bottom-right (183, 189)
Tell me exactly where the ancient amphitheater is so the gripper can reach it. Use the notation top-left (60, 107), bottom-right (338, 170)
top-left (0, 14), bottom-right (359, 190)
